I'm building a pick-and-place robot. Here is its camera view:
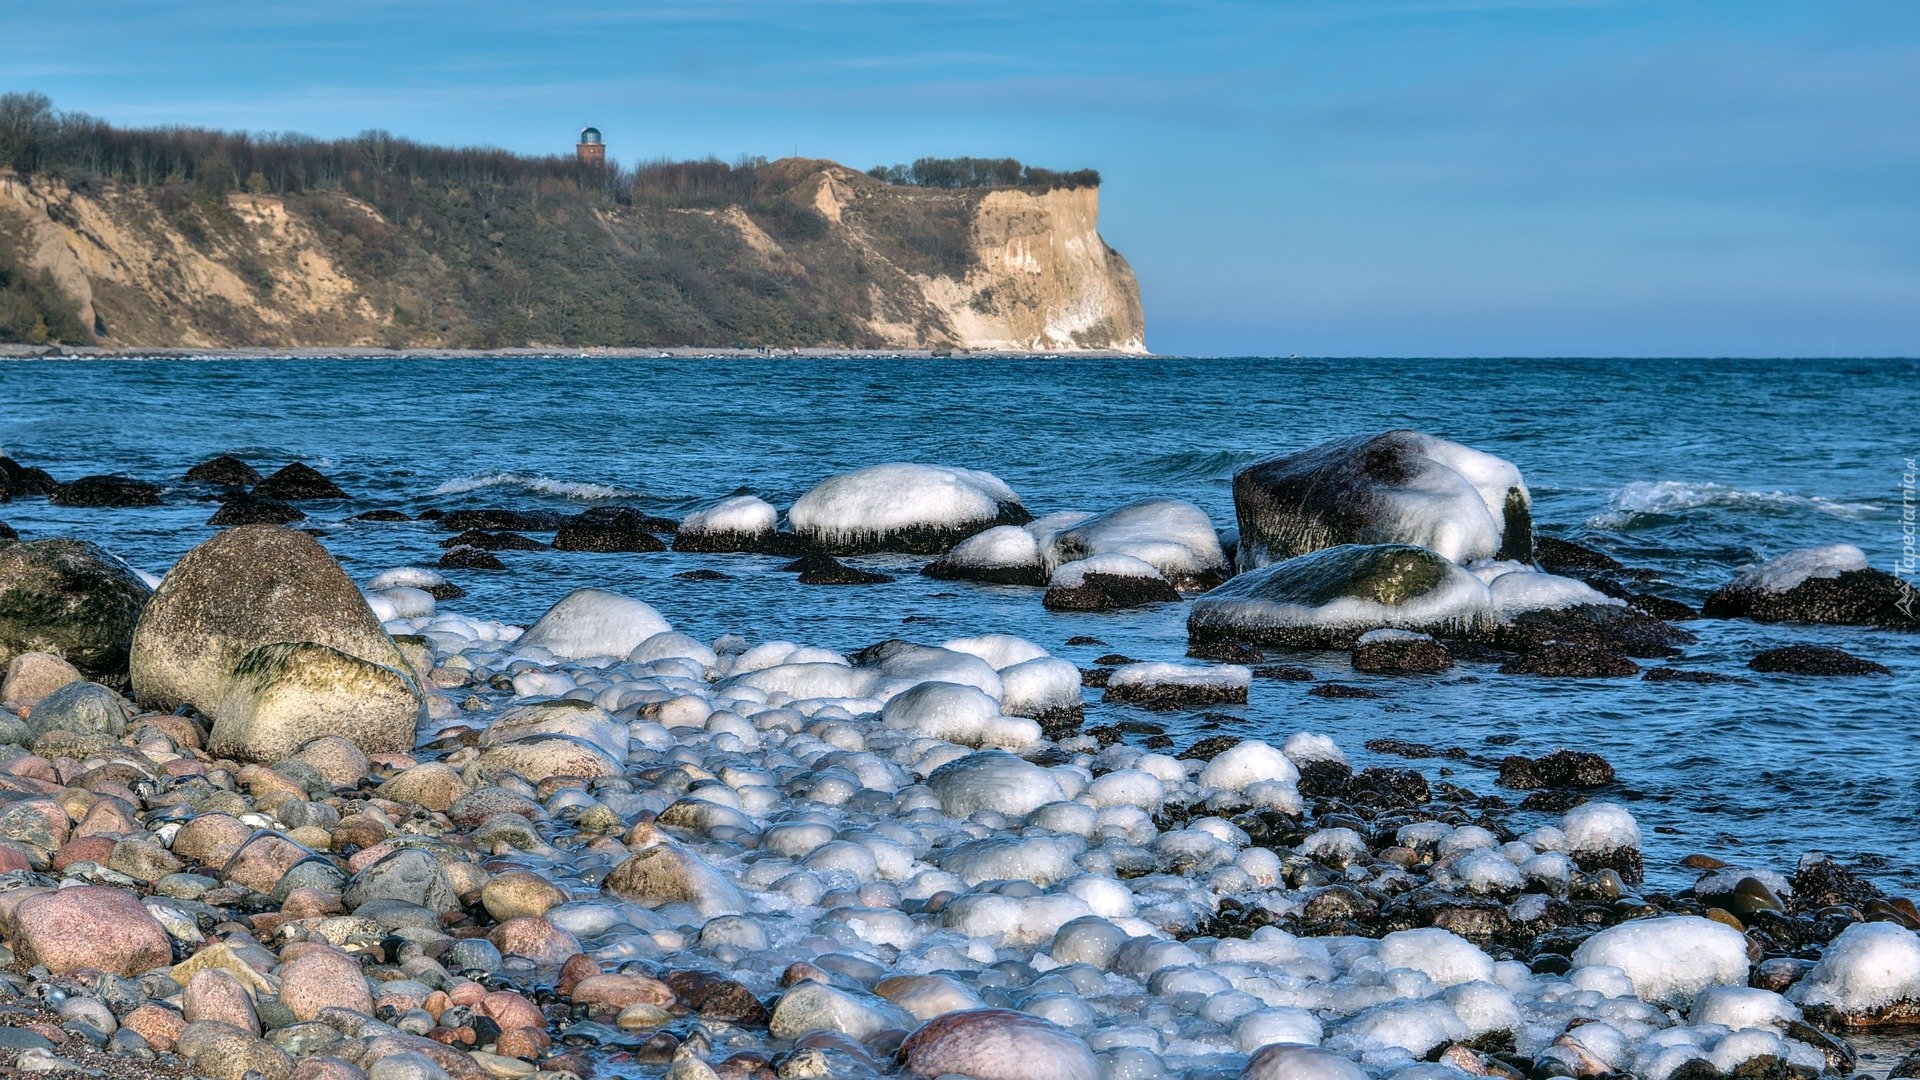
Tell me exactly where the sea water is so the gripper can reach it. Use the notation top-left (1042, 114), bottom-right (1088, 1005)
top-left (2, 354), bottom-right (1915, 888)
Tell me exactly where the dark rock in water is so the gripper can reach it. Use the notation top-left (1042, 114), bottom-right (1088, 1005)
top-left (555, 507), bottom-right (670, 553)
top-left (1309, 683), bottom-right (1378, 699)
top-left (921, 556), bottom-right (1046, 587)
top-left (1498, 749), bottom-right (1615, 790)
top-left (253, 463), bottom-right (348, 500)
top-left (1064, 635), bottom-right (1106, 646)
top-left (1187, 640), bottom-right (1262, 664)
top-left (439, 546), bottom-right (506, 571)
top-left (1351, 634), bottom-right (1453, 674)
top-left (50, 474), bottom-right (163, 507)
top-left (1044, 572), bottom-right (1180, 612)
top-left (673, 568), bottom-right (733, 581)
top-left (439, 529), bottom-right (546, 551)
top-left (184, 455), bottom-right (261, 487)
top-left (1079, 667), bottom-right (1113, 688)
top-left (0, 539), bottom-right (151, 682)
top-left (1749, 645), bottom-right (1889, 677)
top-left (1495, 603), bottom-right (1693, 658)
top-left (783, 552), bottom-right (893, 585)
top-left (0, 456), bottom-right (58, 497)
top-left (1706, 566), bottom-right (1917, 630)
top-left (420, 580), bottom-right (466, 600)
top-left (1094, 653), bottom-right (1138, 666)
top-left (1534, 535), bottom-right (1623, 574)
top-left (1499, 643), bottom-right (1638, 677)
top-left (1789, 857), bottom-right (1885, 913)
top-left (1296, 758), bottom-right (1353, 798)
top-left (351, 509), bottom-right (410, 522)
top-left (1254, 664), bottom-right (1314, 681)
top-left (1178, 735), bottom-right (1242, 760)
top-left (1347, 767), bottom-right (1430, 810)
top-left (1624, 592), bottom-right (1701, 621)
top-left (437, 508), bottom-right (566, 532)
top-left (208, 494), bottom-right (306, 526)
top-left (1643, 666), bottom-right (1748, 685)
top-left (0, 520), bottom-right (15, 543)
top-left (1232, 430), bottom-right (1533, 569)
top-left (1365, 738), bottom-right (1465, 759)
top-left (1103, 677), bottom-right (1246, 711)
top-left (1519, 790), bottom-right (1591, 812)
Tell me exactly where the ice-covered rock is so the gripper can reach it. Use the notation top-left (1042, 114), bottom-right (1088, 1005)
top-left (1563, 801), bottom-right (1643, 880)
top-left (923, 525), bottom-right (1047, 585)
top-left (1045, 498), bottom-right (1230, 589)
top-left (1570, 916), bottom-right (1750, 1007)
top-left (1242, 1045), bottom-right (1367, 1080)
top-left (1189, 544), bottom-right (1493, 648)
top-left (1104, 661), bottom-right (1249, 710)
top-left (942, 633), bottom-right (1049, 670)
top-left (996, 657), bottom-right (1083, 719)
top-left (1705, 543), bottom-right (1917, 629)
top-left (881, 681), bottom-right (1039, 749)
top-left (1375, 928), bottom-right (1496, 987)
top-left (515, 588), bottom-right (671, 660)
top-left (925, 750), bottom-right (1065, 817)
top-left (1233, 430), bottom-right (1533, 570)
top-left (789, 463), bottom-right (1029, 554)
top-left (671, 495), bottom-right (782, 553)
top-left (898, 1008), bottom-right (1098, 1080)
top-left (1041, 554), bottom-right (1181, 611)
top-left (1790, 921), bottom-right (1920, 1025)
top-left (1198, 740), bottom-right (1299, 792)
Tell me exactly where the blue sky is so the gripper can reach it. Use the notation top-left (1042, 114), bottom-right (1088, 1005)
top-left (7, 0), bottom-right (1917, 356)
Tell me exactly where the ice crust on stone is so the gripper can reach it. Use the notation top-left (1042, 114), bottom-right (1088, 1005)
top-left (1046, 498), bottom-right (1229, 584)
top-left (1563, 801), bottom-right (1642, 855)
top-left (1790, 921), bottom-right (1920, 1015)
top-left (1198, 740), bottom-right (1299, 792)
top-left (1191, 545), bottom-right (1494, 645)
top-left (1571, 916), bottom-right (1750, 1007)
top-left (515, 588), bottom-right (672, 660)
top-left (1049, 553), bottom-right (1168, 587)
top-left (1478, 564), bottom-right (1621, 616)
top-left (788, 463), bottom-right (1023, 548)
top-left (1108, 661), bottom-right (1251, 694)
top-left (367, 566), bottom-right (454, 592)
top-left (1732, 543), bottom-right (1870, 593)
top-left (679, 494), bottom-right (777, 536)
top-left (933, 524), bottom-right (1043, 571)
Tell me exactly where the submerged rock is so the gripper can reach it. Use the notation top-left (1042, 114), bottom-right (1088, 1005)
top-left (49, 474), bottom-right (164, 507)
top-left (789, 463), bottom-right (1030, 555)
top-left (438, 546), bottom-right (505, 570)
top-left (1705, 544), bottom-right (1917, 630)
top-left (0, 538), bottom-right (151, 682)
top-left (1232, 430), bottom-right (1532, 570)
top-left (1498, 749), bottom-right (1615, 789)
top-left (1499, 643), bottom-right (1639, 677)
top-left (252, 463), bottom-right (348, 500)
top-left (1748, 644), bottom-right (1890, 677)
top-left (1189, 544), bottom-right (1491, 648)
top-left (554, 507), bottom-right (670, 553)
top-left (185, 455), bottom-right (263, 487)
top-left (783, 552), bottom-right (894, 585)
top-left (208, 641), bottom-right (423, 762)
top-left (436, 508), bottom-right (566, 532)
top-left (208, 493), bottom-right (306, 526)
top-left (130, 525), bottom-right (410, 713)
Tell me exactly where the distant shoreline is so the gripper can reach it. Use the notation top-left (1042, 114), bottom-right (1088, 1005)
top-left (0, 344), bottom-right (1153, 361)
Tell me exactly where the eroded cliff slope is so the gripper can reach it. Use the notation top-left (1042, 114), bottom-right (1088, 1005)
top-left (0, 160), bottom-right (1144, 352)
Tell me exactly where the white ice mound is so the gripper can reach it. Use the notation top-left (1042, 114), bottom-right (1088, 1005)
top-left (1046, 498), bottom-right (1229, 587)
top-left (1570, 916), bottom-right (1750, 1007)
top-left (1233, 430), bottom-right (1532, 570)
top-left (1189, 544), bottom-right (1493, 648)
top-left (1198, 740), bottom-right (1299, 793)
top-left (942, 633), bottom-right (1049, 670)
top-left (1474, 561), bottom-right (1622, 617)
top-left (997, 656), bottom-right (1083, 718)
top-left (1564, 801), bottom-right (1642, 856)
top-left (923, 525), bottom-right (1046, 585)
top-left (516, 588), bottom-right (671, 660)
top-left (926, 750), bottom-right (1065, 817)
top-left (1108, 661), bottom-right (1251, 695)
top-left (789, 463), bottom-right (1028, 554)
top-left (673, 495), bottom-right (780, 551)
top-left (881, 681), bottom-right (1039, 750)
top-left (1791, 921), bottom-right (1920, 1020)
top-left (1242, 1045), bottom-right (1368, 1080)
top-left (863, 642), bottom-right (1004, 700)
top-left (1375, 928), bottom-right (1496, 987)
top-left (367, 566), bottom-right (454, 593)
top-left (1732, 543), bottom-right (1870, 594)
top-left (1049, 553), bottom-right (1168, 586)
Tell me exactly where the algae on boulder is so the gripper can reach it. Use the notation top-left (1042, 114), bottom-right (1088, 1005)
top-left (0, 538), bottom-right (152, 683)
top-left (130, 525), bottom-right (408, 713)
top-left (1188, 543), bottom-right (1494, 648)
top-left (208, 641), bottom-right (423, 762)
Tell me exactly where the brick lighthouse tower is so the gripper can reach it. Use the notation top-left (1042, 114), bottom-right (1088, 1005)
top-left (576, 126), bottom-right (604, 166)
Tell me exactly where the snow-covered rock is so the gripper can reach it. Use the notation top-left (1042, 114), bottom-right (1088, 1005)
top-left (1189, 544), bottom-right (1493, 648)
top-left (1046, 498), bottom-right (1230, 589)
top-left (515, 588), bottom-right (671, 661)
top-left (789, 463), bottom-right (1029, 554)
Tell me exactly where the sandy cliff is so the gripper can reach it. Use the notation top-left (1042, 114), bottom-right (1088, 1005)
top-left (0, 162), bottom-right (1145, 353)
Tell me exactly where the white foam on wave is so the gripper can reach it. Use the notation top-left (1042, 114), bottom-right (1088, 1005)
top-left (1591, 480), bottom-right (1875, 527)
top-left (431, 471), bottom-right (637, 501)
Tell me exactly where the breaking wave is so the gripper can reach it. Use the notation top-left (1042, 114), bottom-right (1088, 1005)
top-left (431, 471), bottom-right (638, 501)
top-left (1589, 480), bottom-right (1876, 529)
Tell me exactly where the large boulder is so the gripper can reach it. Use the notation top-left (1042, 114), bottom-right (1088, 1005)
top-left (789, 463), bottom-right (1030, 555)
top-left (1189, 544), bottom-right (1493, 648)
top-left (209, 642), bottom-right (423, 762)
top-left (1232, 431), bottom-right (1532, 570)
top-left (1704, 545), bottom-right (1917, 630)
top-left (24, 680), bottom-right (133, 738)
top-left (0, 539), bottom-right (151, 683)
top-left (515, 588), bottom-right (670, 660)
top-left (1045, 499), bottom-right (1229, 589)
top-left (12, 885), bottom-right (174, 976)
top-left (130, 525), bottom-right (408, 713)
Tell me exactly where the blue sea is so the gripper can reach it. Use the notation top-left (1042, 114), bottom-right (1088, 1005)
top-left (2, 355), bottom-right (1915, 890)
